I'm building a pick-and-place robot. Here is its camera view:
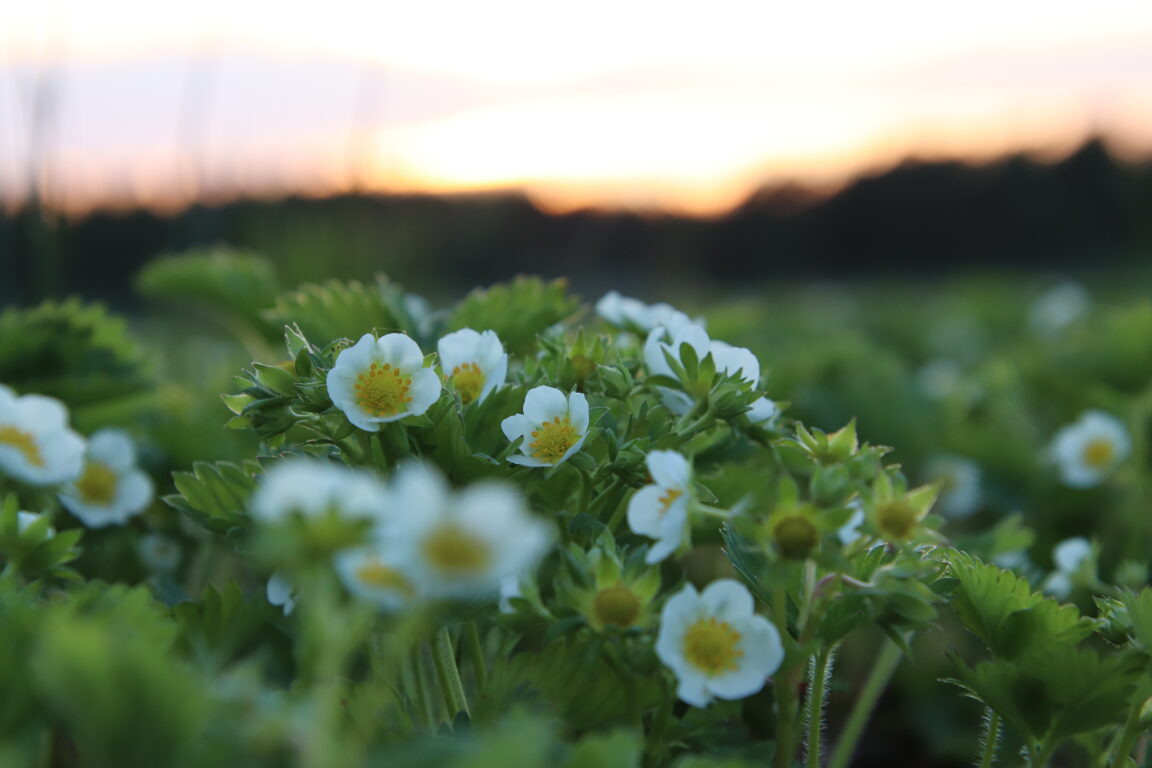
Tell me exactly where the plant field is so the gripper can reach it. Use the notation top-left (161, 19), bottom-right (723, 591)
top-left (2, 252), bottom-right (1151, 767)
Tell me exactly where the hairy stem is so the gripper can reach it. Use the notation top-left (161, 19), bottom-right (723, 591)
top-left (806, 646), bottom-right (834, 768)
top-left (827, 637), bottom-right (904, 768)
top-left (979, 708), bottom-right (1001, 768)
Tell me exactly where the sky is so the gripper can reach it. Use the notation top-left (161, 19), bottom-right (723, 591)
top-left (3, 0), bottom-right (1152, 216)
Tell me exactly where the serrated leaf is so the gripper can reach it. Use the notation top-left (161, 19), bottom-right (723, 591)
top-left (448, 276), bottom-right (580, 355)
top-left (166, 460), bottom-right (261, 533)
top-left (265, 277), bottom-right (406, 346)
top-left (944, 550), bottom-right (1094, 659)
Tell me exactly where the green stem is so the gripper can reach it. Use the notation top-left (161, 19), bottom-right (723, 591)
top-left (774, 584), bottom-right (797, 768)
top-left (464, 621), bottom-right (488, 691)
top-left (806, 647), bottom-right (834, 768)
top-left (1104, 700), bottom-right (1144, 768)
top-left (432, 627), bottom-right (470, 719)
top-left (412, 644), bottom-right (437, 730)
top-left (979, 709), bottom-right (1000, 768)
top-left (827, 638), bottom-right (904, 768)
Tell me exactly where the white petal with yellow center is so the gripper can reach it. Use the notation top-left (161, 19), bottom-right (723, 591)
top-left (437, 328), bottom-right (508, 404)
top-left (628, 450), bottom-right (692, 563)
top-left (1049, 410), bottom-right (1130, 488)
top-left (501, 386), bottom-right (589, 468)
top-left (326, 333), bottom-right (442, 431)
top-left (656, 579), bottom-right (783, 708)
top-left (0, 385), bottom-right (85, 486)
top-left (59, 429), bottom-right (153, 529)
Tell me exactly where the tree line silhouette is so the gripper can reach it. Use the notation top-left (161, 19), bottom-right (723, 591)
top-left (3, 138), bottom-right (1149, 306)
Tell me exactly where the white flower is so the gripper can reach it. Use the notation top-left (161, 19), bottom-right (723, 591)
top-left (334, 545), bottom-right (415, 611)
top-left (59, 429), bottom-right (153, 528)
top-left (837, 499), bottom-right (867, 546)
top-left (266, 571), bottom-right (296, 615)
top-left (379, 462), bottom-right (553, 600)
top-left (747, 397), bottom-right (780, 425)
top-left (1030, 281), bottom-right (1089, 336)
top-left (437, 328), bottom-right (508, 404)
top-left (0, 385), bottom-right (85, 486)
top-left (656, 579), bottom-right (784, 708)
top-left (628, 450), bottom-right (693, 564)
top-left (501, 386), bottom-right (590, 468)
top-left (643, 325), bottom-right (760, 414)
top-left (250, 459), bottom-right (388, 523)
top-left (596, 292), bottom-right (695, 334)
top-left (922, 455), bottom-right (982, 519)
top-left (498, 574), bottom-right (523, 614)
top-left (1042, 537), bottom-right (1093, 598)
top-left (1049, 410), bottom-right (1130, 488)
top-left (137, 533), bottom-right (181, 573)
top-left (326, 333), bottom-right (442, 430)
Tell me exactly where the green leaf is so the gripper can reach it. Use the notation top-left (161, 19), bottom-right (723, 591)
top-left (944, 550), bottom-right (1095, 659)
top-left (448, 276), bottom-right (580, 355)
top-left (265, 277), bottom-right (407, 347)
top-left (165, 460), bottom-right (262, 533)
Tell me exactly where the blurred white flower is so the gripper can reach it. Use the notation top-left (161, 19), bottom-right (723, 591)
top-left (915, 358), bottom-right (962, 400)
top-left (596, 291), bottom-right (695, 334)
top-left (628, 450), bottom-right (692, 563)
top-left (381, 462), bottom-right (553, 600)
top-left (922, 455), bottom-right (982, 519)
top-left (138, 532), bottom-right (181, 573)
top-left (437, 328), bottom-right (507, 404)
top-left (266, 571), bottom-right (296, 615)
top-left (1049, 410), bottom-right (1129, 488)
top-left (59, 429), bottom-right (153, 528)
top-left (1042, 537), bottom-right (1093, 598)
top-left (250, 459), bottom-right (387, 523)
top-left (334, 546), bottom-right (415, 611)
top-left (644, 325), bottom-right (760, 414)
top-left (326, 333), bottom-right (442, 431)
top-left (1029, 281), bottom-right (1089, 336)
top-left (0, 385), bottom-right (85, 486)
top-left (501, 386), bottom-right (589, 468)
top-left (656, 579), bottom-right (784, 708)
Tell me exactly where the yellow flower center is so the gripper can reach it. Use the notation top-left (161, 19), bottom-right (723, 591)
top-left (354, 362), bottom-right (413, 417)
top-left (75, 461), bottom-right (118, 505)
top-left (592, 585), bottom-right (642, 628)
top-left (530, 416), bottom-right (580, 464)
top-left (355, 558), bottom-right (414, 596)
top-left (1082, 438), bottom-right (1116, 469)
top-left (422, 523), bottom-right (491, 576)
top-left (658, 487), bottom-right (684, 515)
top-left (683, 617), bottom-right (744, 676)
top-left (0, 426), bottom-right (43, 467)
top-left (450, 362), bottom-right (486, 404)
top-left (876, 500), bottom-right (919, 541)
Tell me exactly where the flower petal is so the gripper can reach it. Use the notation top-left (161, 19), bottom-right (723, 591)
top-left (699, 579), bottom-right (755, 623)
top-left (647, 450), bottom-right (690, 489)
top-left (376, 333), bottom-right (425, 371)
top-left (523, 386), bottom-right (569, 424)
top-left (627, 485), bottom-right (666, 537)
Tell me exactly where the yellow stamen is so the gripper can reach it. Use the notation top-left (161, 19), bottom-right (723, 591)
top-left (450, 362), bottom-right (486, 404)
top-left (683, 617), bottom-right (744, 675)
top-left (355, 558), bottom-right (414, 596)
top-left (422, 523), bottom-right (491, 576)
top-left (658, 487), bottom-right (684, 516)
top-left (0, 425), bottom-right (43, 467)
top-left (75, 461), bottom-right (118, 505)
top-left (353, 362), bottom-right (413, 417)
top-left (529, 416), bottom-right (580, 464)
top-left (1082, 438), bottom-right (1116, 469)
top-left (592, 585), bottom-right (642, 628)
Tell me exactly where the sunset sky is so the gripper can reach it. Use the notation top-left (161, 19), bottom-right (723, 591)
top-left (3, 0), bottom-right (1152, 216)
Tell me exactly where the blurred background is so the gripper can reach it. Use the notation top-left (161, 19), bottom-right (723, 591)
top-left (3, 0), bottom-right (1152, 303)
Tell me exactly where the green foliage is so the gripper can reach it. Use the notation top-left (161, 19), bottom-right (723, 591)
top-left (449, 276), bottom-right (580, 354)
top-left (0, 298), bottom-right (151, 422)
top-left (264, 277), bottom-right (412, 347)
top-left (947, 645), bottom-right (1147, 743)
top-left (165, 460), bottom-right (262, 533)
top-left (135, 247), bottom-right (281, 334)
top-left (943, 550), bottom-right (1095, 660)
top-left (173, 581), bottom-right (280, 669)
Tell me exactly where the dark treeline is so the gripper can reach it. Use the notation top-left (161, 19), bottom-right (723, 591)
top-left (3, 138), bottom-right (1150, 306)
